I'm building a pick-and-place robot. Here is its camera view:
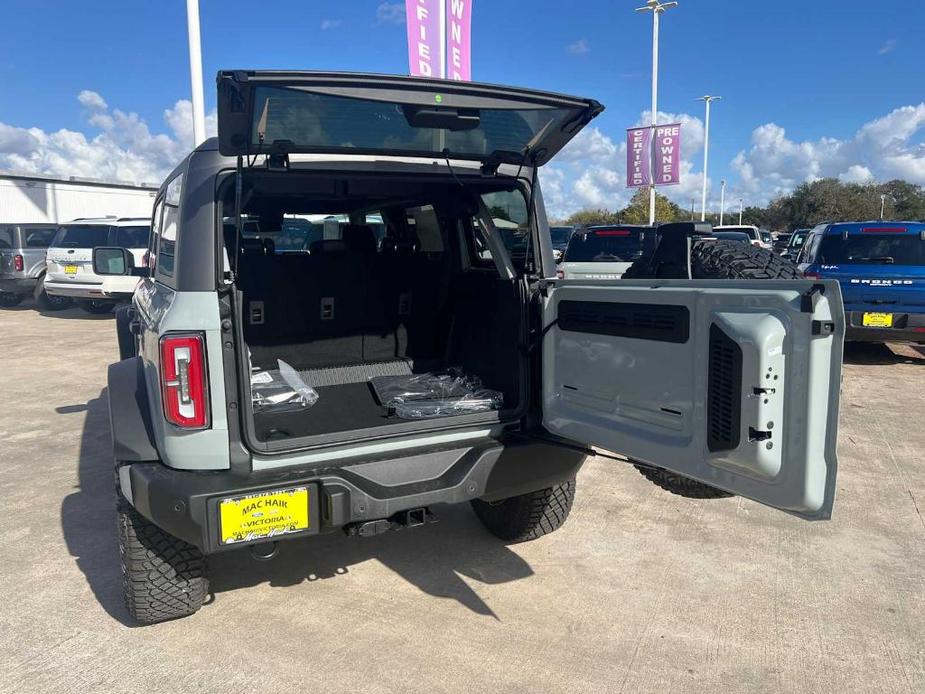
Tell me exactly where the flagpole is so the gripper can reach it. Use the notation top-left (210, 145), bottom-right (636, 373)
top-left (186, 0), bottom-right (206, 146)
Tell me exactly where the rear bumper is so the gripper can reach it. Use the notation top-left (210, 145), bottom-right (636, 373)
top-left (0, 277), bottom-right (37, 294)
top-left (845, 310), bottom-right (925, 342)
top-left (122, 434), bottom-right (588, 554)
top-left (44, 279), bottom-right (131, 300)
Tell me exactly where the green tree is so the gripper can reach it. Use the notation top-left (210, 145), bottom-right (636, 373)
top-left (488, 205), bottom-right (512, 221)
top-left (563, 208), bottom-right (621, 226)
top-left (620, 187), bottom-right (684, 224)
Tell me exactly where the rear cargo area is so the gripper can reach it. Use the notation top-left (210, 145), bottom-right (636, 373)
top-left (227, 170), bottom-right (528, 445)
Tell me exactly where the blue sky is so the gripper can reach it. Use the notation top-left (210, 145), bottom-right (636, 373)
top-left (1, 0), bottom-right (923, 217)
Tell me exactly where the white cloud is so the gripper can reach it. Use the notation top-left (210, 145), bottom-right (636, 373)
top-left (320, 19), bottom-right (342, 30)
top-left (567, 39), bottom-right (590, 55)
top-left (878, 39), bottom-right (897, 55)
top-left (77, 90), bottom-right (107, 111)
top-left (839, 164), bottom-right (874, 184)
top-left (541, 110), bottom-right (709, 220)
top-left (731, 103), bottom-right (925, 203)
top-left (376, 2), bottom-right (405, 24)
top-left (0, 92), bottom-right (217, 185)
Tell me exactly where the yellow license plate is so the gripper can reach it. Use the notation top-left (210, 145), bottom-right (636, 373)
top-left (219, 487), bottom-right (309, 545)
top-left (64, 264), bottom-right (78, 276)
top-left (862, 312), bottom-right (893, 328)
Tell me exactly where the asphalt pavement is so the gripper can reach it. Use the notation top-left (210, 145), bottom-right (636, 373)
top-left (1, 301), bottom-right (923, 693)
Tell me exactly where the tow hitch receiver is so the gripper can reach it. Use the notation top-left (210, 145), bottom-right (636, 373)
top-left (345, 508), bottom-right (438, 538)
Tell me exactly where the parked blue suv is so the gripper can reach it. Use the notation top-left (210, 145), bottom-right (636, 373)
top-left (797, 221), bottom-right (925, 342)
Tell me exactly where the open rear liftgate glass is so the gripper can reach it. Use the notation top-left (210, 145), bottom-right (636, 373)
top-left (541, 280), bottom-right (843, 520)
top-left (216, 70), bottom-right (603, 165)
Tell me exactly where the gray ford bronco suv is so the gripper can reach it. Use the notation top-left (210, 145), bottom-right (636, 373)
top-left (100, 71), bottom-right (844, 624)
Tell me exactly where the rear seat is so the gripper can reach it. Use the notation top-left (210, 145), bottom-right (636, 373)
top-left (240, 223), bottom-right (450, 370)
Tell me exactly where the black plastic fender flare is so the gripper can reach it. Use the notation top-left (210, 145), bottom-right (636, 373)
top-left (108, 357), bottom-right (159, 461)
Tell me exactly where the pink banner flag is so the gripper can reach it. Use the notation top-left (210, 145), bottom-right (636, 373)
top-left (446, 0), bottom-right (472, 81)
top-left (626, 126), bottom-right (651, 188)
top-left (406, 0), bottom-right (445, 78)
top-left (654, 123), bottom-right (681, 186)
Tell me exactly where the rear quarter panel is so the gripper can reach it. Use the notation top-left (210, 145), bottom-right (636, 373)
top-left (135, 279), bottom-right (230, 470)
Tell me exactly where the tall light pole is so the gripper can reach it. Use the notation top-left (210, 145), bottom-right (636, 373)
top-left (880, 193), bottom-right (887, 220)
top-left (636, 0), bottom-right (678, 225)
top-left (696, 95), bottom-right (721, 221)
top-left (738, 197), bottom-right (744, 224)
top-left (186, 0), bottom-right (207, 147)
top-left (689, 197), bottom-right (695, 221)
top-left (719, 179), bottom-right (726, 225)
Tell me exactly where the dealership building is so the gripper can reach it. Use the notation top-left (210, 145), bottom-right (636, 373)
top-left (0, 171), bottom-right (157, 224)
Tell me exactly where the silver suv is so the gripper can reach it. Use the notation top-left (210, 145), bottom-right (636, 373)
top-left (45, 217), bottom-right (150, 313)
top-left (103, 71), bottom-right (845, 624)
top-left (0, 223), bottom-right (70, 309)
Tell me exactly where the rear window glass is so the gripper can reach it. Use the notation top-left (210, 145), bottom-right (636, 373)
top-left (550, 226), bottom-right (573, 245)
top-left (564, 228), bottom-right (647, 263)
top-left (716, 226), bottom-right (757, 240)
top-left (712, 231), bottom-right (749, 242)
top-left (252, 86), bottom-right (572, 160)
top-left (114, 226), bottom-right (150, 249)
top-left (51, 225), bottom-right (110, 249)
top-left (0, 227), bottom-right (13, 249)
top-left (24, 228), bottom-right (56, 248)
top-left (818, 233), bottom-right (925, 266)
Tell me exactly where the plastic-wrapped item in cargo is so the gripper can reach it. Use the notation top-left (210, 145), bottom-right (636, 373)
top-left (251, 359), bottom-right (319, 413)
top-left (370, 368), bottom-right (503, 419)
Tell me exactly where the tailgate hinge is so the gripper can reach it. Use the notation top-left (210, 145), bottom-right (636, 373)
top-left (800, 283), bottom-right (826, 313)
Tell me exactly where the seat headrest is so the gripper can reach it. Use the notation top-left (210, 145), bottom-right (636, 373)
top-left (381, 237), bottom-right (419, 254)
top-left (241, 237), bottom-right (264, 254)
top-left (341, 224), bottom-right (377, 254)
top-left (309, 239), bottom-right (349, 254)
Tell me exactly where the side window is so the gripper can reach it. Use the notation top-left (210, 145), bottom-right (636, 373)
top-left (469, 189), bottom-right (531, 272)
top-left (157, 174), bottom-right (182, 277)
top-left (115, 226), bottom-right (151, 249)
top-left (796, 233), bottom-right (812, 263)
top-left (408, 205), bottom-right (444, 253)
top-left (24, 228), bottom-right (56, 248)
top-left (0, 227), bottom-right (15, 249)
top-left (809, 233), bottom-right (823, 263)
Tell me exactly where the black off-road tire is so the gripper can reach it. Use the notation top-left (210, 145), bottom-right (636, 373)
top-left (0, 291), bottom-right (23, 307)
top-left (690, 239), bottom-right (802, 280)
top-left (627, 239), bottom-right (800, 498)
top-left (81, 299), bottom-right (116, 314)
top-left (633, 463), bottom-right (732, 499)
top-left (33, 281), bottom-right (71, 311)
top-left (471, 480), bottom-right (575, 543)
top-left (117, 496), bottom-right (209, 624)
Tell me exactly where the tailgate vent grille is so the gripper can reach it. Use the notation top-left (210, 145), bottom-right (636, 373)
top-left (557, 300), bottom-right (689, 343)
top-left (707, 324), bottom-right (742, 452)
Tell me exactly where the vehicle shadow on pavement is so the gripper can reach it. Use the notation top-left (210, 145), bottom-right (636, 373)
top-left (843, 342), bottom-right (925, 365)
top-left (59, 391), bottom-right (132, 625)
top-left (207, 503), bottom-right (534, 619)
top-left (37, 307), bottom-right (115, 321)
top-left (60, 390), bottom-right (533, 625)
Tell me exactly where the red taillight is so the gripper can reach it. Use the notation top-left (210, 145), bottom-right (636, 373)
top-left (862, 227), bottom-right (906, 233)
top-left (595, 230), bottom-right (631, 236)
top-left (803, 271), bottom-right (821, 279)
top-left (160, 334), bottom-right (209, 428)
top-left (13, 255), bottom-right (24, 272)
